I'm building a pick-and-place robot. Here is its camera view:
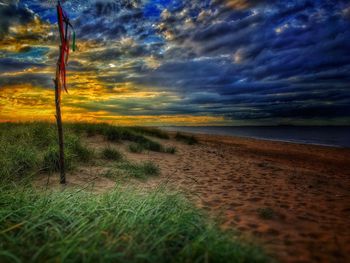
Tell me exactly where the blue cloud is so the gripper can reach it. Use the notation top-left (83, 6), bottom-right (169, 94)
top-left (1, 0), bottom-right (350, 124)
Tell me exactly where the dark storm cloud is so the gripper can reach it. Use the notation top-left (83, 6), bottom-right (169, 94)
top-left (1, 0), bottom-right (350, 124)
top-left (0, 72), bottom-right (52, 88)
top-left (74, 0), bottom-right (147, 41)
top-left (0, 1), bottom-right (34, 36)
top-left (0, 58), bottom-right (45, 73)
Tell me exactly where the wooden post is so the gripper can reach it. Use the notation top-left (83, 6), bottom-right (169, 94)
top-left (54, 65), bottom-right (66, 184)
top-left (55, 1), bottom-right (66, 184)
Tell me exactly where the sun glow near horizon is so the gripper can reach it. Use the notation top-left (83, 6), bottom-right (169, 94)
top-left (0, 83), bottom-right (229, 126)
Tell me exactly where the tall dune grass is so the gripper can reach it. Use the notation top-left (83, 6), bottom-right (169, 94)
top-left (0, 122), bottom-right (93, 181)
top-left (0, 184), bottom-right (269, 263)
top-left (0, 122), bottom-right (170, 181)
top-left (68, 123), bottom-right (168, 152)
top-left (0, 122), bottom-right (270, 263)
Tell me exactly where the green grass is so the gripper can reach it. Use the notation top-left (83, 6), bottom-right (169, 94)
top-left (114, 161), bottom-right (160, 179)
top-left (102, 160), bottom-right (160, 180)
top-left (0, 122), bottom-right (93, 180)
top-left (164, 146), bottom-right (177, 154)
top-left (68, 123), bottom-right (167, 153)
top-left (0, 122), bottom-right (270, 263)
top-left (68, 123), bottom-right (178, 154)
top-left (128, 127), bottom-right (170, 139)
top-left (129, 142), bottom-right (176, 154)
top-left (0, 184), bottom-right (269, 263)
top-left (101, 146), bottom-right (123, 161)
top-left (42, 145), bottom-right (74, 173)
top-left (129, 143), bottom-right (144, 153)
top-left (175, 132), bottom-right (198, 145)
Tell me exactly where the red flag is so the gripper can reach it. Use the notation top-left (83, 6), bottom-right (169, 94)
top-left (56, 2), bottom-right (75, 95)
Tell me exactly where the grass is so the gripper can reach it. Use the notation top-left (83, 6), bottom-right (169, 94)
top-left (164, 146), bottom-right (177, 154)
top-left (68, 123), bottom-right (169, 153)
top-left (129, 142), bottom-right (176, 154)
top-left (0, 122), bottom-right (93, 180)
top-left (0, 184), bottom-right (269, 263)
top-left (101, 146), bottom-right (123, 161)
top-left (0, 122), bottom-right (270, 262)
top-left (128, 126), bottom-right (170, 139)
top-left (114, 161), bottom-right (160, 179)
top-left (175, 132), bottom-right (198, 145)
top-left (68, 123), bottom-right (178, 154)
top-left (129, 143), bottom-right (144, 153)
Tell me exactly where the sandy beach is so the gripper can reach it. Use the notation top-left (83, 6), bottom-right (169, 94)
top-left (38, 132), bottom-right (350, 263)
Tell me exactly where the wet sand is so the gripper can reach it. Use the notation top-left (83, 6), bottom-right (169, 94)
top-left (37, 132), bottom-right (350, 262)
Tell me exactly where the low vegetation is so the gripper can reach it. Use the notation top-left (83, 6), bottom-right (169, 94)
top-left (0, 184), bottom-right (269, 263)
top-left (0, 122), bottom-right (93, 180)
top-left (128, 126), bottom-right (170, 139)
top-left (164, 146), bottom-right (177, 154)
top-left (115, 161), bottom-right (160, 179)
top-left (68, 122), bottom-right (173, 153)
top-left (0, 122), bottom-right (269, 262)
top-left (128, 143), bottom-right (144, 153)
top-left (175, 132), bottom-right (198, 145)
top-left (101, 146), bottom-right (123, 161)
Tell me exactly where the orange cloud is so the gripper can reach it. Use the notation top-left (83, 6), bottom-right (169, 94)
top-left (0, 84), bottom-right (228, 125)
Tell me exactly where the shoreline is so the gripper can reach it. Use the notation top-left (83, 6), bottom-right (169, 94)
top-left (161, 126), bottom-right (350, 149)
top-left (172, 130), bottom-right (347, 149)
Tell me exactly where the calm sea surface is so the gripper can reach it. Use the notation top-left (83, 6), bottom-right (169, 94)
top-left (161, 126), bottom-right (350, 148)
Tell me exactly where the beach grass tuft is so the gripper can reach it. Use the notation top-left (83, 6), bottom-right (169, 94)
top-left (165, 146), bottom-right (177, 154)
top-left (128, 143), bottom-right (144, 153)
top-left (115, 161), bottom-right (160, 179)
top-left (101, 146), bottom-right (123, 161)
top-left (175, 132), bottom-right (198, 145)
top-left (128, 126), bottom-right (170, 139)
top-left (0, 122), bottom-right (93, 179)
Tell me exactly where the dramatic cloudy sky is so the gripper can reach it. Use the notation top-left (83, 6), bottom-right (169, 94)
top-left (0, 0), bottom-right (349, 125)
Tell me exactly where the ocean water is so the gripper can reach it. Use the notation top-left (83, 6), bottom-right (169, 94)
top-left (162, 126), bottom-right (350, 148)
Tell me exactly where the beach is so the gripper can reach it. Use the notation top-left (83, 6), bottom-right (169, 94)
top-left (37, 131), bottom-right (350, 262)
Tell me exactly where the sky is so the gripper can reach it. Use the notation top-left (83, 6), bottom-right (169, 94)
top-left (0, 0), bottom-right (349, 126)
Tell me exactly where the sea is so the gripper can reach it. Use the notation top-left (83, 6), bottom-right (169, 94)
top-left (161, 126), bottom-right (350, 148)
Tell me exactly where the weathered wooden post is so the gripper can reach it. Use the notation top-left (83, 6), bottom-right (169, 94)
top-left (54, 70), bottom-right (65, 184)
top-left (54, 1), bottom-right (75, 184)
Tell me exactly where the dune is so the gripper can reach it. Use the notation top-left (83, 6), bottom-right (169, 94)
top-left (32, 128), bottom-right (350, 262)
